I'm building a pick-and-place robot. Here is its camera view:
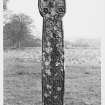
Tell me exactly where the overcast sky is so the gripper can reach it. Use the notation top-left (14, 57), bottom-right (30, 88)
top-left (7, 0), bottom-right (105, 41)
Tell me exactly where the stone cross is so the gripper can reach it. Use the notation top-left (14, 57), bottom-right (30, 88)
top-left (38, 0), bottom-right (66, 105)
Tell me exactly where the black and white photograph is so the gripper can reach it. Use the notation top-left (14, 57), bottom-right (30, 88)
top-left (2, 0), bottom-right (104, 105)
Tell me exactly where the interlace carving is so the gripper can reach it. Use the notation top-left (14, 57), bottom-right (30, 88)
top-left (38, 0), bottom-right (66, 105)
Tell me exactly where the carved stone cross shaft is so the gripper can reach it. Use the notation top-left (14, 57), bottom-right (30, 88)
top-left (38, 0), bottom-right (66, 105)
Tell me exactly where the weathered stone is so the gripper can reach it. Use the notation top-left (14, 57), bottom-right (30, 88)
top-left (38, 0), bottom-right (66, 105)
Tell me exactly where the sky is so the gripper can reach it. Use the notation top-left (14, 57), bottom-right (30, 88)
top-left (7, 0), bottom-right (105, 41)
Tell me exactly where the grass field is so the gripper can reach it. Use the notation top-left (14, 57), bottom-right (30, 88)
top-left (4, 47), bottom-right (101, 105)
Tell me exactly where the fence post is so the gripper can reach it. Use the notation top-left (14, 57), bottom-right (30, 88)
top-left (38, 0), bottom-right (66, 105)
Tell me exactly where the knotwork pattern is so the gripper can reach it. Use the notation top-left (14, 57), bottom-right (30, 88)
top-left (38, 0), bottom-right (66, 105)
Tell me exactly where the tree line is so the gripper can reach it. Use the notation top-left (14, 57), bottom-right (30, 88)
top-left (3, 0), bottom-right (41, 49)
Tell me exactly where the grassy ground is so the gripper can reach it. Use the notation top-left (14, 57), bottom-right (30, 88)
top-left (4, 47), bottom-right (101, 105)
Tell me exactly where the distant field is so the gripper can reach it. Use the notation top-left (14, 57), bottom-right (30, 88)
top-left (4, 47), bottom-right (101, 105)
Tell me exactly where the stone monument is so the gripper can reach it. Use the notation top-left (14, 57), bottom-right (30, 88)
top-left (38, 0), bottom-right (66, 105)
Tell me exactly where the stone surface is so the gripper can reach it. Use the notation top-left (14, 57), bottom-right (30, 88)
top-left (38, 0), bottom-right (66, 105)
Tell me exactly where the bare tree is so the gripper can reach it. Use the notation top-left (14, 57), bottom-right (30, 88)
top-left (3, 13), bottom-right (34, 48)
